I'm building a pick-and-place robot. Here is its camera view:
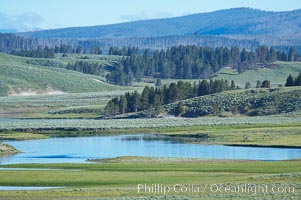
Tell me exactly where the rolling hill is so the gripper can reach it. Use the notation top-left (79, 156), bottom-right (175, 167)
top-left (213, 62), bottom-right (301, 88)
top-left (163, 87), bottom-right (301, 117)
top-left (19, 8), bottom-right (301, 47)
top-left (0, 53), bottom-right (125, 96)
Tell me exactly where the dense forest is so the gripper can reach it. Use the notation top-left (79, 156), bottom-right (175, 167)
top-left (106, 45), bottom-right (300, 85)
top-left (0, 33), bottom-right (104, 54)
top-left (0, 33), bottom-right (258, 54)
top-left (0, 33), bottom-right (39, 52)
top-left (104, 79), bottom-right (271, 116)
top-left (10, 44), bottom-right (102, 58)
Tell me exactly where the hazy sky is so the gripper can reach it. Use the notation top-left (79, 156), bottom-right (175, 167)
top-left (1, 0), bottom-right (301, 31)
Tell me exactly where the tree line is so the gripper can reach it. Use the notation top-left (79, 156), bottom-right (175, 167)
top-left (105, 79), bottom-right (241, 116)
top-left (105, 77), bottom-right (274, 116)
top-left (53, 45), bottom-right (102, 54)
top-left (108, 46), bottom-right (139, 56)
top-left (11, 46), bottom-right (55, 58)
top-left (10, 44), bottom-right (103, 58)
top-left (0, 33), bottom-right (39, 52)
top-left (108, 45), bottom-right (300, 85)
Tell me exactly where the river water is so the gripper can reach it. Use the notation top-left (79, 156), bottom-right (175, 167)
top-left (1, 134), bottom-right (301, 164)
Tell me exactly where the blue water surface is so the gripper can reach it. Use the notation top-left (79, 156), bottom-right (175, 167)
top-left (1, 134), bottom-right (301, 164)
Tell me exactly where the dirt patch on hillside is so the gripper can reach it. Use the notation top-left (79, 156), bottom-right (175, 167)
top-left (8, 87), bottom-right (65, 97)
top-left (92, 78), bottom-right (105, 83)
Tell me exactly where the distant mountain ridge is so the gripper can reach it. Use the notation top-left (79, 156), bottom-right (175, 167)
top-left (19, 8), bottom-right (271, 38)
top-left (18, 8), bottom-right (301, 47)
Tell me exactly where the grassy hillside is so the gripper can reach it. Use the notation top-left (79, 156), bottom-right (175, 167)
top-left (0, 91), bottom-right (138, 119)
top-left (164, 87), bottom-right (301, 117)
top-left (25, 53), bottom-right (122, 69)
top-left (0, 53), bottom-right (126, 96)
top-left (213, 62), bottom-right (301, 87)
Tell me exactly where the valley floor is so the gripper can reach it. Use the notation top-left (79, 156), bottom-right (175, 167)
top-left (0, 115), bottom-right (300, 199)
top-left (0, 158), bottom-right (300, 199)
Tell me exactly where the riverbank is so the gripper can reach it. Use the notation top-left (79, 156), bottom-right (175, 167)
top-left (87, 156), bottom-right (257, 163)
top-left (2, 122), bottom-right (299, 148)
top-left (161, 123), bottom-right (301, 148)
top-left (0, 132), bottom-right (47, 155)
top-left (0, 132), bottom-right (48, 141)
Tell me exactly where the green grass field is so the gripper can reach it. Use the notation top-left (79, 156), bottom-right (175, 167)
top-left (213, 62), bottom-right (301, 88)
top-left (0, 159), bottom-right (300, 199)
top-left (0, 52), bottom-right (131, 96)
top-left (1, 113), bottom-right (301, 131)
top-left (161, 123), bottom-right (301, 147)
top-left (0, 90), bottom-right (140, 119)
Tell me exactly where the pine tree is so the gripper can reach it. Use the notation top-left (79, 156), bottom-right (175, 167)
top-left (288, 48), bottom-right (295, 62)
top-left (140, 87), bottom-right (150, 110)
top-left (268, 47), bottom-right (277, 62)
top-left (261, 80), bottom-right (271, 88)
top-left (153, 94), bottom-right (162, 111)
top-left (295, 73), bottom-right (301, 86)
top-left (119, 96), bottom-right (127, 114)
top-left (198, 80), bottom-right (209, 96)
top-left (285, 75), bottom-right (295, 87)
top-left (240, 48), bottom-right (248, 62)
top-left (244, 82), bottom-right (251, 89)
top-left (230, 80), bottom-right (236, 90)
top-left (256, 80), bottom-right (262, 88)
top-left (167, 83), bottom-right (178, 103)
top-left (131, 91), bottom-right (141, 112)
top-left (280, 52), bottom-right (288, 61)
top-left (105, 101), bottom-right (116, 116)
top-left (155, 78), bottom-right (162, 87)
top-left (175, 102), bottom-right (185, 116)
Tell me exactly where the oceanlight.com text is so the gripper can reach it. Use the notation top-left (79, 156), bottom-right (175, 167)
top-left (137, 183), bottom-right (295, 196)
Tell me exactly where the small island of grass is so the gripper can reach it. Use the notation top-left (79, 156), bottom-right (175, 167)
top-left (0, 143), bottom-right (20, 154)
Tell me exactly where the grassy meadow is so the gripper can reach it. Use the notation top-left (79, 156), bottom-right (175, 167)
top-left (0, 159), bottom-right (300, 199)
top-left (0, 90), bottom-right (139, 119)
top-left (0, 52), bottom-right (131, 96)
top-left (213, 61), bottom-right (301, 88)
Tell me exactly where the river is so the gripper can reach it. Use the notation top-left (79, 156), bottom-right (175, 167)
top-left (1, 134), bottom-right (301, 164)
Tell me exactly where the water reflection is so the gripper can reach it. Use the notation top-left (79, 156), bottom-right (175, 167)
top-left (119, 134), bottom-right (208, 143)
